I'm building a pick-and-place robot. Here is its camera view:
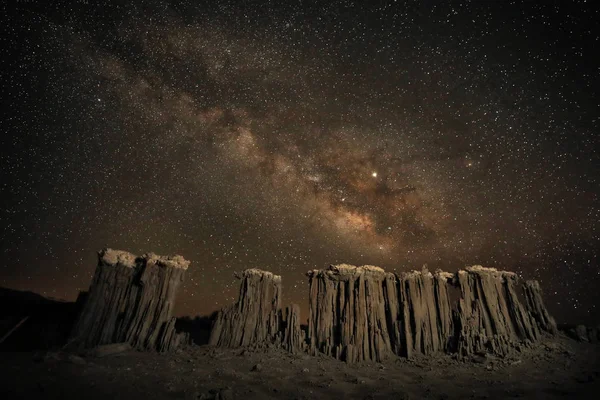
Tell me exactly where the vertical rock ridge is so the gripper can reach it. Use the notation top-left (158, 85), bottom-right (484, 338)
top-left (306, 264), bottom-right (557, 362)
top-left (397, 268), bottom-right (453, 358)
top-left (281, 304), bottom-right (305, 354)
top-left (209, 269), bottom-right (287, 349)
top-left (306, 264), bottom-right (393, 362)
top-left (523, 280), bottom-right (557, 334)
top-left (122, 260), bottom-right (557, 363)
top-left (453, 266), bottom-right (543, 357)
top-left (70, 248), bottom-right (189, 351)
top-left (72, 254), bottom-right (557, 361)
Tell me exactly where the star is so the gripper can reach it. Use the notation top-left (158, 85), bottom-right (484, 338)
top-left (0, 1), bottom-right (597, 324)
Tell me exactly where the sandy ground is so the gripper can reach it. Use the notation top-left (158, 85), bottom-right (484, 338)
top-left (1, 334), bottom-right (598, 400)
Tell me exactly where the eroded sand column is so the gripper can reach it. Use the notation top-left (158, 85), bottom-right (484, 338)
top-left (70, 248), bottom-right (189, 351)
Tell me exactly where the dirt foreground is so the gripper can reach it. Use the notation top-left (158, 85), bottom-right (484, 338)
top-left (1, 334), bottom-right (598, 400)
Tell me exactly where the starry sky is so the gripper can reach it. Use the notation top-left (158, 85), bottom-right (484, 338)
top-left (1, 0), bottom-right (598, 324)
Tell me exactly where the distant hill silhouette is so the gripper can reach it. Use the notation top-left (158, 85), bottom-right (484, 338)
top-left (0, 287), bottom-right (83, 351)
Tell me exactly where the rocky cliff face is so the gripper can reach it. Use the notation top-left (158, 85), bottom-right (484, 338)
top-left (396, 269), bottom-right (456, 358)
top-left (306, 265), bottom-right (394, 362)
top-left (523, 280), bottom-right (558, 334)
top-left (201, 263), bottom-right (556, 364)
top-left (209, 269), bottom-right (305, 353)
top-left (69, 248), bottom-right (189, 352)
top-left (69, 249), bottom-right (558, 363)
top-left (281, 304), bottom-right (304, 354)
top-left (209, 269), bottom-right (281, 348)
top-left (452, 266), bottom-right (543, 357)
top-left (307, 264), bottom-right (557, 362)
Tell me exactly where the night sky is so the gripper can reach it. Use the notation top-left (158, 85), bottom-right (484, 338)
top-left (1, 1), bottom-right (598, 324)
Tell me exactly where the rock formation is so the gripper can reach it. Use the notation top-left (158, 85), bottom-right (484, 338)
top-left (209, 269), bottom-right (304, 354)
top-left (209, 269), bottom-right (282, 348)
top-left (69, 248), bottom-right (189, 352)
top-left (206, 263), bottom-right (556, 363)
top-left (280, 304), bottom-right (305, 354)
top-left (523, 280), bottom-right (558, 334)
top-left (452, 266), bottom-right (541, 357)
top-left (307, 264), bottom-right (557, 363)
top-left (396, 268), bottom-right (456, 358)
top-left (564, 324), bottom-right (600, 343)
top-left (306, 265), bottom-right (394, 362)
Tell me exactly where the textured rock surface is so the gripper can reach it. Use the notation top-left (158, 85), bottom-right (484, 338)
top-left (205, 264), bottom-right (556, 363)
top-left (453, 266), bottom-right (539, 357)
top-left (280, 304), bottom-right (305, 354)
top-left (523, 280), bottom-right (558, 334)
top-left (307, 264), bottom-right (557, 362)
top-left (209, 269), bottom-right (282, 348)
top-left (397, 268), bottom-right (455, 358)
top-left (307, 264), bottom-right (393, 362)
top-left (69, 248), bottom-right (189, 352)
top-left (209, 269), bottom-right (303, 353)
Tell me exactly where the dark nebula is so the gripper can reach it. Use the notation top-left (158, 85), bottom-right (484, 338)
top-left (1, 1), bottom-right (598, 323)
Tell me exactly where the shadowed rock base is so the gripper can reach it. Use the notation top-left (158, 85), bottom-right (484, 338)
top-left (69, 248), bottom-right (189, 352)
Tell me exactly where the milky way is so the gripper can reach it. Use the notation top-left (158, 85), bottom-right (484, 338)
top-left (1, 1), bottom-right (598, 322)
